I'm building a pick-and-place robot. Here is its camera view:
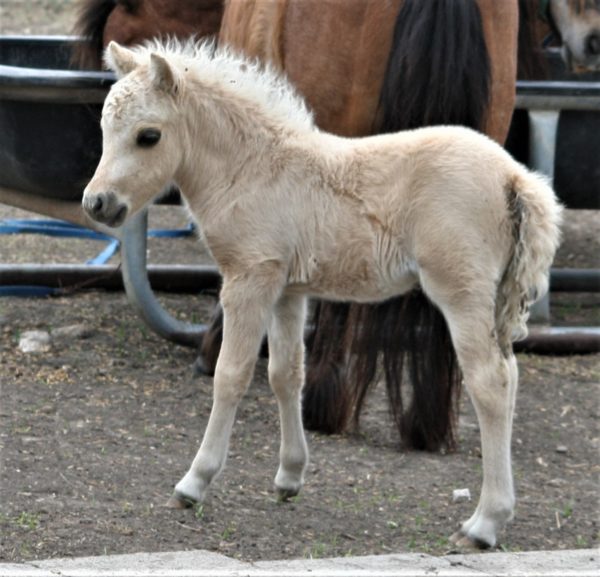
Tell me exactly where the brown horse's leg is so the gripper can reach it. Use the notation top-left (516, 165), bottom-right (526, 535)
top-left (302, 302), bottom-right (352, 433)
top-left (194, 302), bottom-right (223, 376)
top-left (477, 0), bottom-right (519, 144)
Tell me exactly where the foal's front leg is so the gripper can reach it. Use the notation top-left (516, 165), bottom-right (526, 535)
top-left (267, 294), bottom-right (309, 500)
top-left (167, 276), bottom-right (280, 507)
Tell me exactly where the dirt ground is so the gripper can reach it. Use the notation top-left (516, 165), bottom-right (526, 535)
top-left (1, 0), bottom-right (599, 565)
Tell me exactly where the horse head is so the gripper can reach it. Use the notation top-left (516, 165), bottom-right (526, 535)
top-left (550, 0), bottom-right (600, 70)
top-left (83, 43), bottom-right (182, 227)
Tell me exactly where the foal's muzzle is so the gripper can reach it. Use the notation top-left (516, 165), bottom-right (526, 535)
top-left (83, 191), bottom-right (128, 228)
top-left (585, 32), bottom-right (600, 58)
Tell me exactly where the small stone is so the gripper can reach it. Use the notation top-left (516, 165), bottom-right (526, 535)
top-left (37, 404), bottom-right (55, 415)
top-left (547, 477), bottom-right (567, 487)
top-left (51, 324), bottom-right (93, 342)
top-left (18, 331), bottom-right (51, 353)
top-left (555, 445), bottom-right (568, 454)
top-left (452, 488), bottom-right (471, 503)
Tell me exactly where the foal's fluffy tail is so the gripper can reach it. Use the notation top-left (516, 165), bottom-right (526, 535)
top-left (496, 170), bottom-right (563, 347)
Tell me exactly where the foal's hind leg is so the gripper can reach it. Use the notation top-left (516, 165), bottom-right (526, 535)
top-left (267, 294), bottom-right (309, 500)
top-left (449, 347), bottom-right (518, 549)
top-left (420, 274), bottom-right (517, 549)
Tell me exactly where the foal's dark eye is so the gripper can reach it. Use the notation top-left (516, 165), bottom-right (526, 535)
top-left (136, 128), bottom-right (161, 148)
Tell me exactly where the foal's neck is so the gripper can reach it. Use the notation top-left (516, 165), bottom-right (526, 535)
top-left (175, 86), bottom-right (307, 213)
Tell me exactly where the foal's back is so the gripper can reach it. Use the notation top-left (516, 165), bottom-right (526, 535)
top-left (286, 125), bottom-right (522, 302)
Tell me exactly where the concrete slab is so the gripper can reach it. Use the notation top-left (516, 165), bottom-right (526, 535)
top-left (251, 549), bottom-right (599, 576)
top-left (0, 548), bottom-right (598, 577)
top-left (444, 548), bottom-right (599, 576)
top-left (251, 551), bottom-right (485, 575)
top-left (7, 550), bottom-right (248, 577)
top-left (0, 564), bottom-right (55, 577)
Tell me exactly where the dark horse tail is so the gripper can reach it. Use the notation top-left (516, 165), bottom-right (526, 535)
top-left (516, 0), bottom-right (550, 80)
top-left (302, 0), bottom-right (491, 452)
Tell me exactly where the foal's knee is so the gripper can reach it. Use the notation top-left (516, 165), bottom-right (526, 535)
top-left (214, 361), bottom-right (255, 404)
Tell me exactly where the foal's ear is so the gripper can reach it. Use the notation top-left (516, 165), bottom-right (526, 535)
top-left (105, 42), bottom-right (139, 77)
top-left (150, 53), bottom-right (179, 96)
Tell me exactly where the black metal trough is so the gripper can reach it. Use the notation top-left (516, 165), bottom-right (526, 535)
top-left (0, 36), bottom-right (113, 199)
top-left (0, 37), bottom-right (204, 347)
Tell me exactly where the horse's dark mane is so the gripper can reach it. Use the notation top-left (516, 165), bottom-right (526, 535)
top-left (518, 0), bottom-right (542, 79)
top-left (517, 0), bottom-right (552, 79)
top-left (71, 0), bottom-right (116, 69)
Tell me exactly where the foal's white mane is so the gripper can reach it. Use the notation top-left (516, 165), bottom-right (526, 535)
top-left (112, 38), bottom-right (315, 132)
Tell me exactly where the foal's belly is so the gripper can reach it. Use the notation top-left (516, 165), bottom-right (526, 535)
top-left (286, 267), bottom-right (419, 303)
top-left (285, 225), bottom-right (419, 303)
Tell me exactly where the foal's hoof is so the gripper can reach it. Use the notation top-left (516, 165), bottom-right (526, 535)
top-left (276, 487), bottom-right (300, 502)
top-left (450, 530), bottom-right (491, 550)
top-left (165, 491), bottom-right (197, 509)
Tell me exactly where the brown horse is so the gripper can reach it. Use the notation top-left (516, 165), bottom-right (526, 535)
top-left (72, 0), bottom-right (600, 75)
top-left (545, 0), bottom-right (600, 70)
top-left (73, 0), bottom-right (518, 455)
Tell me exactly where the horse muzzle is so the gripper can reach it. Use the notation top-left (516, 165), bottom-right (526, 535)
top-left (583, 31), bottom-right (600, 70)
top-left (83, 190), bottom-right (129, 228)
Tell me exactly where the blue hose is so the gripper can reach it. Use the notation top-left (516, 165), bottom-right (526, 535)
top-left (0, 218), bottom-right (195, 297)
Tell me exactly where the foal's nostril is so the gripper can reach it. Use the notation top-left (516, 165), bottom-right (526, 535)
top-left (586, 33), bottom-right (600, 57)
top-left (92, 194), bottom-right (105, 215)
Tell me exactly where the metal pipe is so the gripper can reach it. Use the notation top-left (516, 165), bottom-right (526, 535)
top-left (0, 186), bottom-right (97, 229)
top-left (514, 327), bottom-right (600, 355)
top-left (0, 263), bottom-right (221, 292)
top-left (551, 268), bottom-right (600, 292)
top-left (1, 265), bottom-right (597, 294)
top-left (515, 81), bottom-right (600, 111)
top-left (2, 264), bottom-right (599, 354)
top-left (526, 109), bottom-right (560, 322)
top-left (119, 211), bottom-right (213, 347)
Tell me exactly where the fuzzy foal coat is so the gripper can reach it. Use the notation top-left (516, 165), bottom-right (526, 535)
top-left (84, 42), bottom-right (562, 550)
top-left (191, 123), bottom-right (556, 347)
